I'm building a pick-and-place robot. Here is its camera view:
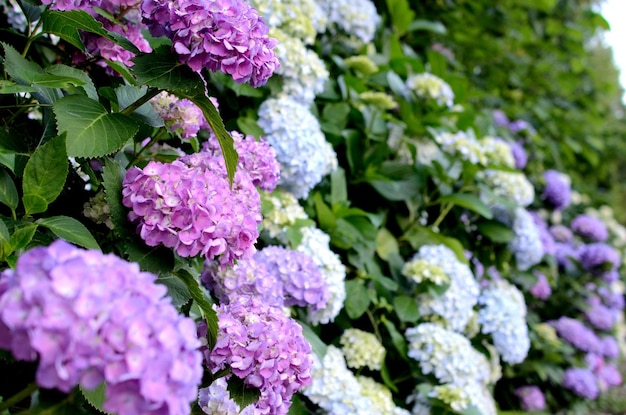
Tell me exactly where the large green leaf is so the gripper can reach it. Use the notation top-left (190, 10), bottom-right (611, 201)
top-left (131, 46), bottom-right (204, 94)
top-left (436, 193), bottom-right (493, 219)
top-left (407, 19), bottom-right (447, 34)
top-left (116, 85), bottom-right (164, 127)
top-left (385, 0), bottom-right (415, 37)
top-left (22, 134), bottom-right (68, 216)
top-left (36, 216), bottom-right (99, 250)
top-left (298, 321), bottom-right (327, 360)
top-left (227, 376), bottom-right (261, 411)
top-left (9, 223), bottom-right (38, 253)
top-left (54, 95), bottom-right (139, 158)
top-left (344, 279), bottom-right (370, 319)
top-left (0, 170), bottom-right (18, 212)
top-left (41, 10), bottom-right (139, 53)
top-left (477, 221), bottom-right (515, 243)
top-left (80, 383), bottom-right (112, 415)
top-left (393, 295), bottom-right (420, 323)
top-left (174, 268), bottom-right (218, 349)
top-left (0, 80), bottom-right (37, 94)
top-left (46, 64), bottom-right (98, 100)
top-left (102, 158), bottom-right (129, 236)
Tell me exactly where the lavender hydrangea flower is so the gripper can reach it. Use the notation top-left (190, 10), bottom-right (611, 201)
top-left (550, 224), bottom-right (574, 243)
top-left (571, 214), bottom-right (609, 242)
top-left (492, 110), bottom-right (509, 128)
top-left (596, 362), bottom-right (622, 390)
top-left (529, 272), bottom-right (552, 300)
top-left (203, 296), bottom-right (313, 415)
top-left (578, 242), bottom-right (620, 276)
top-left (509, 119), bottom-right (535, 135)
top-left (541, 170), bottom-right (571, 210)
top-left (258, 96), bottom-right (337, 199)
top-left (530, 211), bottom-right (556, 256)
top-left (0, 240), bottom-right (203, 415)
top-left (254, 245), bottom-right (329, 311)
top-left (554, 241), bottom-right (580, 269)
top-left (600, 336), bottom-right (620, 359)
top-left (122, 151), bottom-right (262, 265)
top-left (141, 0), bottom-right (280, 87)
top-left (150, 91), bottom-right (209, 139)
top-left (585, 296), bottom-right (619, 331)
top-left (515, 386), bottom-right (546, 411)
top-left (551, 316), bottom-right (602, 354)
top-left (563, 367), bottom-right (599, 399)
top-left (509, 141), bottom-right (528, 169)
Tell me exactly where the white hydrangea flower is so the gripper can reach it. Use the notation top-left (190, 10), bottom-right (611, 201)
top-left (1, 0), bottom-right (28, 32)
top-left (248, 0), bottom-right (321, 44)
top-left (479, 136), bottom-right (515, 167)
top-left (303, 346), bottom-right (372, 414)
top-left (409, 245), bottom-right (480, 332)
top-left (405, 323), bottom-right (491, 385)
top-left (357, 376), bottom-right (411, 415)
top-left (478, 280), bottom-right (530, 364)
top-left (428, 384), bottom-right (472, 412)
top-left (479, 170), bottom-right (535, 207)
top-left (339, 328), bottom-right (386, 370)
top-left (258, 97), bottom-right (338, 199)
top-left (433, 130), bottom-right (488, 165)
top-left (297, 227), bottom-right (346, 325)
top-left (260, 189), bottom-right (309, 243)
top-left (406, 73), bottom-right (455, 108)
top-left (270, 28), bottom-right (329, 105)
top-left (494, 207), bottom-right (544, 271)
top-left (316, 0), bottom-right (381, 47)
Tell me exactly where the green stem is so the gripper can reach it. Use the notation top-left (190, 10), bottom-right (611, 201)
top-left (432, 202), bottom-right (454, 229)
top-left (120, 87), bottom-right (162, 116)
top-left (0, 382), bottom-right (38, 413)
top-left (126, 128), bottom-right (167, 168)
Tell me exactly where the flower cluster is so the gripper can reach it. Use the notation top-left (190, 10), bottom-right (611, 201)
top-left (406, 73), bottom-right (455, 108)
top-left (529, 272), bottom-right (552, 300)
top-left (149, 92), bottom-right (209, 139)
top-left (494, 207), bottom-right (544, 271)
top-left (563, 367), bottom-right (599, 399)
top-left (0, 240), bottom-right (203, 415)
top-left (83, 189), bottom-right (113, 230)
top-left (122, 151), bottom-right (262, 265)
top-left (260, 189), bottom-right (310, 243)
top-left (339, 328), bottom-right (386, 371)
top-left (204, 296), bottom-right (313, 415)
top-left (578, 242), bottom-right (620, 278)
top-left (356, 376), bottom-right (411, 415)
top-left (141, 0), bottom-right (280, 87)
top-left (515, 386), bottom-right (546, 411)
top-left (541, 169), bottom-right (572, 210)
top-left (433, 130), bottom-right (487, 165)
top-left (551, 316), bottom-right (602, 354)
top-left (509, 141), bottom-right (528, 169)
top-left (257, 96), bottom-right (338, 199)
top-left (479, 170), bottom-right (535, 207)
top-left (270, 28), bottom-right (330, 104)
top-left (297, 227), bottom-right (347, 325)
top-left (198, 378), bottom-right (249, 415)
top-left (477, 280), bottom-right (530, 364)
top-left (585, 295), bottom-right (620, 331)
top-left (530, 211), bottom-right (556, 256)
top-left (479, 136), bottom-right (516, 167)
top-left (401, 258), bottom-right (450, 286)
top-left (316, 0), bottom-right (380, 48)
top-left (571, 214), bottom-right (609, 242)
top-left (248, 0), bottom-right (322, 44)
top-left (409, 245), bottom-right (480, 331)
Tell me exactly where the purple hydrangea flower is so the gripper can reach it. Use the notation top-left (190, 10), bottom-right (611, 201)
top-left (122, 151), bottom-right (262, 266)
top-left (578, 243), bottom-right (620, 276)
top-left (529, 272), bottom-right (551, 300)
top-left (541, 170), bottom-right (571, 211)
top-left (585, 296), bottom-right (619, 331)
top-left (554, 242), bottom-right (579, 269)
top-left (596, 362), bottom-right (622, 390)
top-left (203, 130), bottom-right (280, 192)
top-left (255, 246), bottom-right (329, 312)
top-left (551, 316), bottom-right (601, 354)
top-left (150, 91), bottom-right (210, 139)
top-left (598, 287), bottom-right (625, 310)
top-left (563, 367), bottom-right (599, 399)
top-left (198, 377), bottom-right (257, 414)
top-left (600, 336), bottom-right (620, 359)
top-left (141, 0), bottom-right (280, 87)
top-left (200, 296), bottom-right (313, 415)
top-left (550, 225), bottom-right (574, 243)
top-left (0, 240), bottom-right (203, 415)
top-left (492, 109), bottom-right (509, 127)
top-left (515, 385), bottom-right (546, 411)
top-left (509, 141), bottom-right (528, 169)
top-left (530, 211), bottom-right (556, 256)
top-left (571, 214), bottom-right (609, 242)
top-left (509, 119), bottom-right (535, 135)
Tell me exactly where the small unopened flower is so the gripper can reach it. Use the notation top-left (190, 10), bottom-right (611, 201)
top-left (406, 73), bottom-right (454, 107)
top-left (358, 91), bottom-right (397, 110)
top-left (344, 55), bottom-right (379, 76)
top-left (401, 258), bottom-right (449, 286)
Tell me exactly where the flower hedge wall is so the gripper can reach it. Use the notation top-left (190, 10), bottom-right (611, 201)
top-left (0, 0), bottom-right (625, 414)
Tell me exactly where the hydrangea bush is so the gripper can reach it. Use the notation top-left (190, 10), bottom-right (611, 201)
top-left (0, 0), bottom-right (624, 414)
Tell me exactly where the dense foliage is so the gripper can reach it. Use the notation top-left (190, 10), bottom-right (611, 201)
top-left (1, 0), bottom-right (625, 414)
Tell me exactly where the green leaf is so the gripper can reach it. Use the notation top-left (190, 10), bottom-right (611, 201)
top-left (436, 193), bottom-right (493, 219)
top-left (41, 10), bottom-right (139, 53)
top-left (0, 170), bottom-right (18, 212)
top-left (236, 116), bottom-right (265, 138)
top-left (80, 383), bottom-right (112, 415)
top-left (102, 158), bottom-right (128, 235)
top-left (477, 221), bottom-right (515, 243)
top-left (9, 223), bottom-right (38, 253)
top-left (393, 295), bottom-right (420, 323)
top-left (385, 0), bottom-right (415, 37)
top-left (407, 19), bottom-right (447, 34)
top-left (0, 80), bottom-right (37, 94)
top-left (344, 279), bottom-right (370, 319)
top-left (330, 168), bottom-right (348, 205)
top-left (131, 46), bottom-right (204, 94)
top-left (116, 85), bottom-right (164, 127)
top-left (46, 64), bottom-right (98, 100)
top-left (313, 192), bottom-right (336, 231)
top-left (401, 225), bottom-right (468, 264)
top-left (22, 134), bottom-right (68, 216)
top-left (174, 268), bottom-right (218, 349)
top-left (227, 376), bottom-right (261, 411)
top-left (381, 316), bottom-right (408, 359)
top-left (155, 273), bottom-right (193, 308)
top-left (298, 321), bottom-right (327, 360)
top-left (54, 95), bottom-right (139, 158)
top-left (36, 216), bottom-right (99, 250)
top-left (0, 149), bottom-right (16, 173)
top-left (376, 227), bottom-right (400, 260)
top-left (124, 242), bottom-right (175, 275)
